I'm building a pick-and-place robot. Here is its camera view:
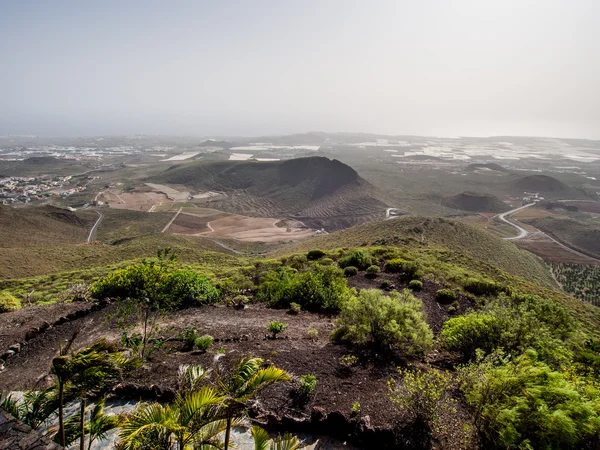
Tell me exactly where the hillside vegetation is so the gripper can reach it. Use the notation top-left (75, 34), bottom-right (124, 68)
top-left (525, 216), bottom-right (600, 259)
top-left (281, 216), bottom-right (555, 288)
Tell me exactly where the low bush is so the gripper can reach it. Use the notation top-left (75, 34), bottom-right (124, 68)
top-left (307, 326), bottom-right (319, 340)
top-left (462, 277), bottom-right (505, 296)
top-left (459, 350), bottom-right (600, 449)
top-left (344, 266), bottom-right (358, 277)
top-left (307, 249), bottom-right (326, 260)
top-left (339, 249), bottom-right (373, 270)
top-left (435, 289), bottom-right (457, 304)
top-left (268, 321), bottom-right (288, 339)
top-left (441, 294), bottom-right (576, 365)
top-left (384, 258), bottom-right (404, 273)
top-left (162, 270), bottom-right (220, 307)
top-left (194, 334), bottom-right (213, 352)
top-left (366, 265), bottom-right (380, 278)
top-left (299, 374), bottom-right (317, 396)
top-left (339, 354), bottom-right (358, 368)
top-left (0, 291), bottom-right (21, 312)
top-left (380, 280), bottom-right (391, 290)
top-left (256, 265), bottom-right (350, 312)
top-left (289, 302), bottom-right (301, 314)
top-left (408, 280), bottom-right (423, 291)
top-left (332, 289), bottom-right (433, 354)
top-left (232, 294), bottom-right (249, 307)
top-left (388, 366), bottom-right (450, 429)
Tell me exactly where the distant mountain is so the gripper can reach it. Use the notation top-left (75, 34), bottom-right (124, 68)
top-left (511, 175), bottom-right (571, 193)
top-left (0, 157), bottom-right (85, 176)
top-left (198, 140), bottom-right (235, 149)
top-left (442, 191), bottom-right (509, 213)
top-left (466, 163), bottom-right (509, 173)
top-left (148, 156), bottom-right (387, 230)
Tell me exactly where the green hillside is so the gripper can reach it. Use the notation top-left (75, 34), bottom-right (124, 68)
top-left (281, 216), bottom-right (555, 288)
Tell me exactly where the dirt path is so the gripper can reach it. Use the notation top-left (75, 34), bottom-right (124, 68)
top-left (161, 207), bottom-right (182, 233)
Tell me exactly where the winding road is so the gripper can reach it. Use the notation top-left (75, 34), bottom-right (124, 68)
top-left (87, 210), bottom-right (104, 243)
top-left (494, 203), bottom-right (535, 240)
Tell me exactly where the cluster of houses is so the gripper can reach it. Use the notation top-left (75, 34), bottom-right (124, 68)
top-left (0, 175), bottom-right (83, 204)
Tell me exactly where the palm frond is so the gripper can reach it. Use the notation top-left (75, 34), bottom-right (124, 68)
top-left (89, 397), bottom-right (121, 443)
top-left (118, 402), bottom-right (174, 449)
top-left (175, 387), bottom-right (224, 428)
top-left (0, 393), bottom-right (22, 420)
top-left (243, 367), bottom-right (291, 397)
top-left (178, 364), bottom-right (208, 392)
top-left (251, 425), bottom-right (270, 450)
top-left (271, 433), bottom-right (300, 450)
top-left (231, 357), bottom-right (263, 392)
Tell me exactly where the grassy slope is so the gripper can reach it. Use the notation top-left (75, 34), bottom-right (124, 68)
top-left (0, 205), bottom-right (98, 247)
top-left (525, 216), bottom-right (600, 259)
top-left (0, 234), bottom-right (242, 279)
top-left (280, 216), bottom-right (555, 288)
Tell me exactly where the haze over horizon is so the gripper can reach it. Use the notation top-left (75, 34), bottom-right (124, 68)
top-left (1, 1), bottom-right (599, 139)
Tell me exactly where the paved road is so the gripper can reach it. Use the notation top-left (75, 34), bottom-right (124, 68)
top-left (87, 210), bottom-right (104, 243)
top-left (161, 207), bottom-right (182, 233)
top-left (494, 203), bottom-right (535, 240)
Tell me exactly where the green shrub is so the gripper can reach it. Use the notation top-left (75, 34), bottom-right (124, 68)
top-left (299, 374), bottom-right (317, 396)
top-left (408, 280), bottom-right (423, 291)
top-left (289, 302), bottom-right (301, 314)
top-left (181, 327), bottom-right (200, 351)
top-left (332, 289), bottom-right (433, 354)
top-left (402, 261), bottom-right (421, 279)
top-left (307, 249), bottom-right (326, 260)
top-left (384, 258), bottom-right (404, 273)
top-left (366, 265), bottom-right (380, 278)
top-left (232, 294), bottom-right (249, 307)
top-left (339, 249), bottom-right (373, 270)
top-left (574, 339), bottom-right (600, 376)
top-left (307, 326), bottom-right (319, 340)
top-left (388, 366), bottom-right (450, 428)
top-left (320, 258), bottom-right (334, 265)
top-left (162, 270), bottom-right (220, 307)
top-left (267, 321), bottom-right (288, 338)
top-left (256, 265), bottom-right (349, 312)
top-left (435, 289), bottom-right (457, 304)
top-left (344, 266), bottom-right (358, 277)
top-left (441, 294), bottom-right (575, 365)
top-left (339, 354), bottom-right (358, 367)
top-left (462, 277), bottom-right (504, 296)
top-left (194, 334), bottom-right (213, 352)
top-left (0, 291), bottom-right (21, 312)
top-left (459, 350), bottom-right (600, 449)
top-left (380, 280), bottom-right (391, 290)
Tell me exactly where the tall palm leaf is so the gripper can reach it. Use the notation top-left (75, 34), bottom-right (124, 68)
top-left (119, 387), bottom-right (227, 450)
top-left (251, 426), bottom-right (300, 450)
top-left (216, 357), bottom-right (290, 450)
top-left (87, 397), bottom-right (121, 450)
top-left (178, 364), bottom-right (208, 393)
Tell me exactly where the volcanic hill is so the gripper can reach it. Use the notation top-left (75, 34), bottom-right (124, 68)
top-left (441, 191), bottom-right (509, 213)
top-left (149, 156), bottom-right (387, 230)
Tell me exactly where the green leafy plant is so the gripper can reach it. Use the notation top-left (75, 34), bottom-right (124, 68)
top-left (194, 335), bottom-right (214, 352)
top-left (366, 265), bottom-right (380, 278)
top-left (343, 266), bottom-right (358, 277)
top-left (435, 289), bottom-right (457, 304)
top-left (298, 374), bottom-right (317, 397)
top-left (338, 249), bottom-right (373, 270)
top-left (289, 302), bottom-right (301, 314)
top-left (339, 354), bottom-right (358, 368)
top-left (388, 365), bottom-right (450, 430)
top-left (0, 290), bottom-right (21, 312)
top-left (408, 280), bottom-right (423, 291)
top-left (267, 321), bottom-right (288, 339)
top-left (307, 249), bottom-right (326, 260)
top-left (332, 289), bottom-right (433, 354)
top-left (351, 402), bottom-right (361, 413)
top-left (307, 326), bottom-right (319, 341)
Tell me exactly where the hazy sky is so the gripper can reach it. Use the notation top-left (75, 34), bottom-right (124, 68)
top-left (1, 1), bottom-right (599, 138)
